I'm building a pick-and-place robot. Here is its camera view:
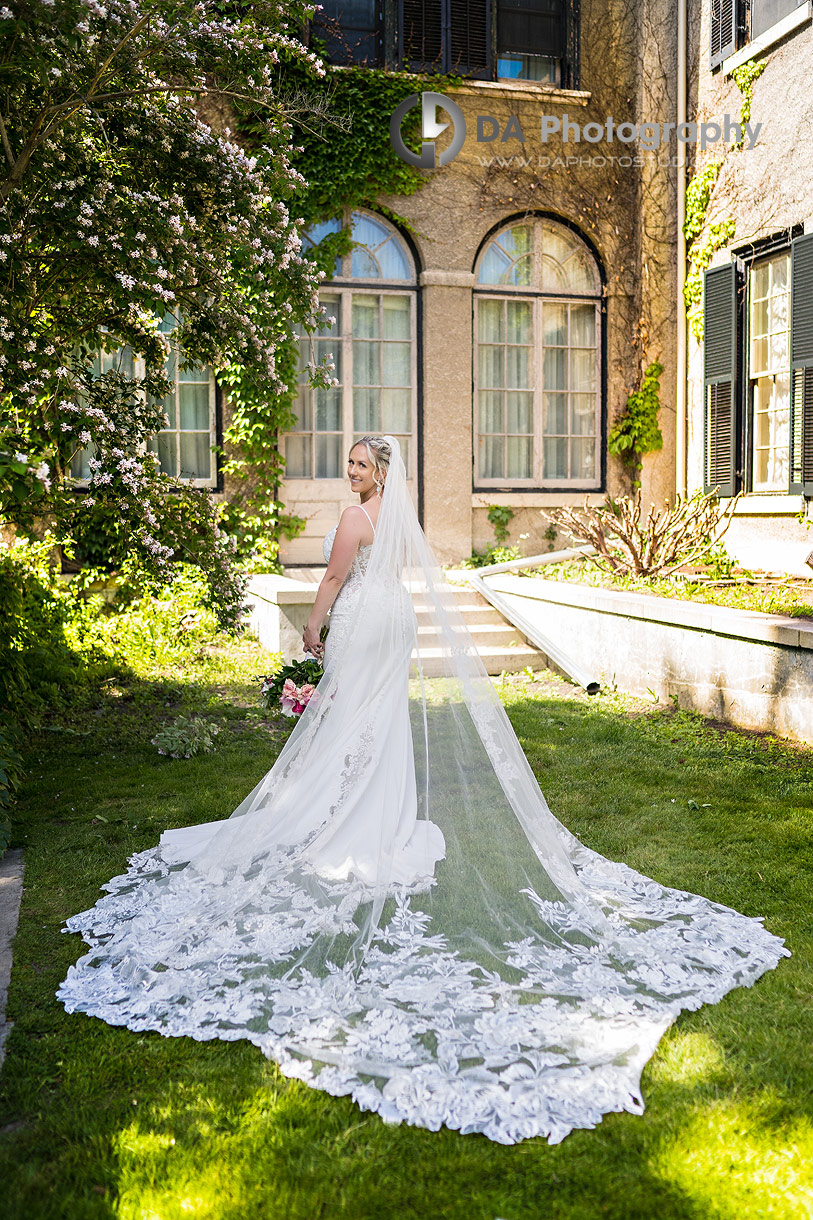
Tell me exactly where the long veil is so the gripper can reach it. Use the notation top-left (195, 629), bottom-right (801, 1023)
top-left (58, 436), bottom-right (788, 1145)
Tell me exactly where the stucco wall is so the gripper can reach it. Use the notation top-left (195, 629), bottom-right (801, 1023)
top-left (276, 0), bottom-right (681, 565)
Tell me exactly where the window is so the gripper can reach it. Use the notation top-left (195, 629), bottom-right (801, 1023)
top-left (312, 0), bottom-right (579, 85)
top-left (311, 0), bottom-right (380, 65)
top-left (749, 252), bottom-right (790, 490)
top-left (70, 325), bottom-right (217, 489)
top-left (702, 232), bottom-right (813, 496)
top-left (286, 211), bottom-right (418, 481)
top-left (710, 0), bottom-right (809, 69)
top-left (147, 317), bottom-right (217, 486)
top-left (474, 218), bottom-right (603, 488)
top-left (497, 0), bottom-right (565, 84)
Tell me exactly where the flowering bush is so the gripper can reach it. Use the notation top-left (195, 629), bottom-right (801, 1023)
top-left (151, 715), bottom-right (220, 760)
top-left (0, 0), bottom-right (333, 618)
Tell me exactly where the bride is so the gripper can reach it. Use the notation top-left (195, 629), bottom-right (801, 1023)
top-left (58, 434), bottom-right (788, 1145)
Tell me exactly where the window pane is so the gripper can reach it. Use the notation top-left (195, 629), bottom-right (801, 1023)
top-left (570, 304), bottom-right (596, 347)
top-left (71, 441), bottom-right (96, 481)
top-left (772, 256), bottom-right (788, 291)
top-left (153, 431), bottom-right (177, 477)
top-left (543, 347), bottom-right (566, 391)
top-left (381, 388), bottom-right (410, 433)
top-left (179, 433), bottom-right (211, 480)
top-left (315, 435), bottom-right (342, 478)
top-left (382, 295), bottom-right (410, 339)
top-left (507, 392), bottom-right (532, 434)
top-left (374, 235), bottom-right (411, 280)
top-left (478, 297), bottom-right (504, 342)
top-left (292, 387), bottom-right (311, 431)
top-left (506, 299), bottom-right (532, 343)
top-left (354, 387), bottom-right (380, 432)
top-left (479, 435), bottom-right (504, 478)
top-left (570, 394), bottom-right (596, 436)
top-left (542, 302), bottom-right (567, 345)
top-left (352, 296), bottom-right (379, 338)
top-left (507, 436), bottom-right (532, 478)
top-left (479, 345), bottom-right (504, 389)
top-left (285, 434), bottom-right (311, 478)
top-left (314, 387), bottom-right (341, 431)
top-left (751, 261), bottom-right (769, 298)
top-left (479, 390), bottom-right (504, 434)
top-left (570, 349), bottom-right (596, 392)
top-left (544, 437), bottom-right (567, 478)
top-left (382, 341), bottom-right (410, 387)
top-left (478, 243), bottom-right (513, 285)
top-left (543, 392), bottom-right (567, 433)
top-left (506, 345), bottom-right (530, 389)
top-left (353, 340), bottom-right (378, 385)
top-left (352, 247), bottom-right (379, 278)
top-left (159, 393), bottom-right (176, 430)
top-left (179, 382), bottom-right (209, 430)
top-left (570, 437), bottom-right (596, 480)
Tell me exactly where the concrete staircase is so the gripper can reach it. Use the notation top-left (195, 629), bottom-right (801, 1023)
top-left (414, 583), bottom-right (545, 676)
top-left (268, 569), bottom-right (546, 675)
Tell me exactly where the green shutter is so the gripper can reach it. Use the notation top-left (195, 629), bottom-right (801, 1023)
top-left (703, 263), bottom-right (738, 496)
top-left (710, 0), bottom-right (737, 69)
top-left (790, 233), bottom-right (813, 495)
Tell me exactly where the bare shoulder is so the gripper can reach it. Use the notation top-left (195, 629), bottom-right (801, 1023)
top-left (339, 505), bottom-right (368, 533)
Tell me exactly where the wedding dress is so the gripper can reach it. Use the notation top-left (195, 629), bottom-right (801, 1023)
top-left (58, 436), bottom-right (788, 1145)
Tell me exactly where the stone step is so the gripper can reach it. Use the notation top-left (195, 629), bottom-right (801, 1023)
top-left (413, 602), bottom-right (506, 627)
top-left (416, 621), bottom-right (525, 648)
top-left (411, 643), bottom-right (543, 677)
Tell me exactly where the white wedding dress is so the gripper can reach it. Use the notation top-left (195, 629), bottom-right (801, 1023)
top-left (58, 437), bottom-right (789, 1145)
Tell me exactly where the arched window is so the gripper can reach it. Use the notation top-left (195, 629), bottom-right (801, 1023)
top-left (474, 218), bottom-right (603, 488)
top-left (287, 211), bottom-right (418, 480)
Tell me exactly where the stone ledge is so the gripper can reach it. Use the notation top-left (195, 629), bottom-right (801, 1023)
top-left (486, 575), bottom-right (813, 651)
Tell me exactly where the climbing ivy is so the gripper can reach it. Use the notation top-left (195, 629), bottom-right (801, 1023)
top-left (219, 59), bottom-right (453, 568)
top-left (608, 360), bottom-right (664, 488)
top-left (683, 59), bottom-right (766, 340)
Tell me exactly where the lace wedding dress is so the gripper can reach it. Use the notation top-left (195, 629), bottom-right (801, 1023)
top-left (58, 436), bottom-right (788, 1145)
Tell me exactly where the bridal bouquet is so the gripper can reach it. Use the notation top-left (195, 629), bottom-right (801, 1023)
top-left (258, 656), bottom-right (324, 719)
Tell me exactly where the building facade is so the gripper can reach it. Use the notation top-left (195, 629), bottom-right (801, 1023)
top-left (276, 0), bottom-right (681, 564)
top-left (689, 0), bottom-right (813, 575)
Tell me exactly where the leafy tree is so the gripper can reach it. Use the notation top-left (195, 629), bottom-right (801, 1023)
top-left (0, 0), bottom-right (330, 623)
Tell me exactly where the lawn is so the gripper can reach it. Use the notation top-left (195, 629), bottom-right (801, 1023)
top-left (1, 634), bottom-right (811, 1220)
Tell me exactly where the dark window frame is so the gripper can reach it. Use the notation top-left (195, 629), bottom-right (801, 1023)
top-left (311, 0), bottom-right (580, 87)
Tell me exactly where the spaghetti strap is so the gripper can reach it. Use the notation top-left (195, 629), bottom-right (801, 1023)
top-left (358, 504), bottom-right (376, 536)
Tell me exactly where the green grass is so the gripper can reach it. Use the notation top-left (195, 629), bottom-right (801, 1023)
top-left (533, 560), bottom-right (813, 620)
top-left (1, 643), bottom-right (811, 1220)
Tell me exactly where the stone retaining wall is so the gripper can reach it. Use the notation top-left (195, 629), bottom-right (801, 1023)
top-left (485, 576), bottom-right (813, 745)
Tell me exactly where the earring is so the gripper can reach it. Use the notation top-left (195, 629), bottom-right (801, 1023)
top-left (374, 474), bottom-right (384, 496)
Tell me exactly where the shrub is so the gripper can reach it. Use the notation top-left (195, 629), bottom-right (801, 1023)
top-left (544, 490), bottom-right (741, 579)
top-left (151, 716), bottom-right (221, 760)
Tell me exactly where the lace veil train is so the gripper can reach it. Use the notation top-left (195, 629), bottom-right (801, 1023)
top-left (58, 435), bottom-right (788, 1145)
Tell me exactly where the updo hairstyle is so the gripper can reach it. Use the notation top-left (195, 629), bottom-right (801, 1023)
top-left (352, 434), bottom-right (391, 495)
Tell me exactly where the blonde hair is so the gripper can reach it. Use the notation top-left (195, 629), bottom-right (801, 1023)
top-left (351, 435), bottom-right (391, 495)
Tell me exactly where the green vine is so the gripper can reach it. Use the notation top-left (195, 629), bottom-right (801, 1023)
top-left (683, 59), bottom-right (767, 341)
top-left (608, 360), bottom-right (664, 488)
top-left (220, 60), bottom-right (456, 568)
top-left (487, 504), bottom-right (515, 545)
